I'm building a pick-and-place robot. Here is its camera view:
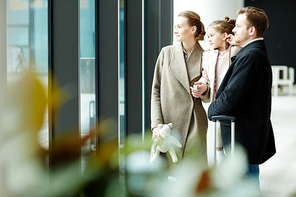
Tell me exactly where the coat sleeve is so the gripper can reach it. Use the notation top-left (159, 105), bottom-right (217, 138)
top-left (199, 52), bottom-right (211, 103)
top-left (208, 54), bottom-right (257, 120)
top-left (200, 85), bottom-right (211, 103)
top-left (151, 49), bottom-right (165, 129)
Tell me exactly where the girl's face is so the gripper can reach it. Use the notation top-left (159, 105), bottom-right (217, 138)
top-left (174, 16), bottom-right (196, 42)
top-left (207, 27), bottom-right (227, 51)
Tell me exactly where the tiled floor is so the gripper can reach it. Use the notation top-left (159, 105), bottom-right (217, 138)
top-left (205, 86), bottom-right (296, 197)
top-left (260, 93), bottom-right (296, 196)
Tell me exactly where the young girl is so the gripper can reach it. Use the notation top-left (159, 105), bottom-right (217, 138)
top-left (191, 17), bottom-right (240, 165)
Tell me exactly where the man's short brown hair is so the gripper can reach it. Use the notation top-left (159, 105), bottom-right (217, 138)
top-left (237, 6), bottom-right (269, 37)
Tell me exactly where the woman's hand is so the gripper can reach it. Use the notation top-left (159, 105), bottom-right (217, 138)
top-left (152, 127), bottom-right (160, 139)
top-left (191, 82), bottom-right (207, 98)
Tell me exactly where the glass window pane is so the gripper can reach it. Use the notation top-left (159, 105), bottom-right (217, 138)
top-left (7, 0), bottom-right (29, 25)
top-left (7, 27), bottom-right (29, 46)
top-left (80, 0), bottom-right (96, 158)
top-left (6, 0), bottom-right (49, 148)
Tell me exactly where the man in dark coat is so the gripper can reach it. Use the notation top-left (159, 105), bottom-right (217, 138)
top-left (208, 6), bottom-right (276, 184)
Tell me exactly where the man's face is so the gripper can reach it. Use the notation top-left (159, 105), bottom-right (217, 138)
top-left (232, 13), bottom-right (252, 46)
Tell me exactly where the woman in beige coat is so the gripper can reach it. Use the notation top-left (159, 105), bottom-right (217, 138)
top-left (151, 10), bottom-right (208, 167)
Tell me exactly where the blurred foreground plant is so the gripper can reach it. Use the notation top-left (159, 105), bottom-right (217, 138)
top-left (0, 73), bottom-right (122, 197)
top-left (0, 73), bottom-right (155, 197)
top-left (0, 73), bottom-right (261, 197)
top-left (123, 145), bottom-right (261, 197)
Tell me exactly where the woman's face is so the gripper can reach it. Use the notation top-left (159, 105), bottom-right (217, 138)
top-left (207, 27), bottom-right (227, 51)
top-left (174, 16), bottom-right (195, 42)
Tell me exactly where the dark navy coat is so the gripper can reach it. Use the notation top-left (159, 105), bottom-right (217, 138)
top-left (208, 40), bottom-right (276, 164)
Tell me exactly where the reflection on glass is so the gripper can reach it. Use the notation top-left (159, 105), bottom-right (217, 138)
top-left (6, 0), bottom-right (49, 148)
top-left (80, 0), bottom-right (96, 158)
top-left (118, 0), bottom-right (126, 196)
top-left (119, 0), bottom-right (125, 148)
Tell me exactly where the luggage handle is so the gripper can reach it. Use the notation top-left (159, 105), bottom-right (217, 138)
top-left (211, 115), bottom-right (236, 166)
top-left (211, 115), bottom-right (235, 122)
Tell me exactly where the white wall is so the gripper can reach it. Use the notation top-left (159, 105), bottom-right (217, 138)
top-left (174, 0), bottom-right (244, 50)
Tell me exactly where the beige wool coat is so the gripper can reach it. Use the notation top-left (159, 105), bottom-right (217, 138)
top-left (202, 46), bottom-right (241, 103)
top-left (151, 42), bottom-right (208, 164)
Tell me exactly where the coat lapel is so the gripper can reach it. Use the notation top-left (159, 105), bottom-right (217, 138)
top-left (211, 49), bottom-right (219, 70)
top-left (186, 43), bottom-right (203, 85)
top-left (216, 42), bottom-right (257, 99)
top-left (169, 42), bottom-right (203, 93)
top-left (169, 43), bottom-right (191, 92)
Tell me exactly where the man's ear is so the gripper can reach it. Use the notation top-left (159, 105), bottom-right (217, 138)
top-left (249, 26), bottom-right (256, 36)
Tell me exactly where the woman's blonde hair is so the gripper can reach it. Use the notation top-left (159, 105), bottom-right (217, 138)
top-left (208, 16), bottom-right (236, 35)
top-left (178, 10), bottom-right (206, 41)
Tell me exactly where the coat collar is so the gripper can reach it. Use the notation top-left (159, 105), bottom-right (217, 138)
top-left (169, 42), bottom-right (203, 93)
top-left (211, 49), bottom-right (219, 67)
top-left (208, 46), bottom-right (240, 68)
top-left (236, 40), bottom-right (265, 59)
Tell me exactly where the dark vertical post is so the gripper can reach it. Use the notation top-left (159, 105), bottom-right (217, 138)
top-left (96, 0), bottom-right (119, 123)
top-left (125, 0), bottom-right (143, 135)
top-left (48, 0), bottom-right (80, 168)
top-left (144, 0), bottom-right (173, 132)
